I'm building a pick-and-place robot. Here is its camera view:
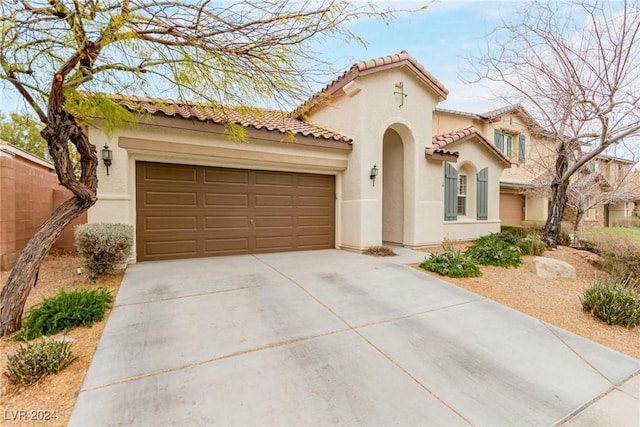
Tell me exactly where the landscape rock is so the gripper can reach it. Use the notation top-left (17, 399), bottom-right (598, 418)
top-left (534, 257), bottom-right (577, 279)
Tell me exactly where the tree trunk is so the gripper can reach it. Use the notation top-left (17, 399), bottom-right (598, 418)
top-left (0, 108), bottom-right (97, 337)
top-left (0, 196), bottom-right (93, 336)
top-left (544, 179), bottom-right (570, 247)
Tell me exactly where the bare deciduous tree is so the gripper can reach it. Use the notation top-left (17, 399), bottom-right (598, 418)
top-left (529, 156), bottom-right (639, 233)
top-left (468, 0), bottom-right (640, 246)
top-left (0, 0), bottom-right (416, 337)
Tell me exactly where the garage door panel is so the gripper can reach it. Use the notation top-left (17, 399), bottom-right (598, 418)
top-left (205, 216), bottom-right (249, 230)
top-left (255, 216), bottom-right (293, 228)
top-left (204, 238), bottom-right (250, 254)
top-left (298, 215), bottom-right (331, 226)
top-left (255, 194), bottom-right (293, 207)
top-left (204, 169), bottom-right (250, 185)
top-left (143, 216), bottom-right (198, 232)
top-left (144, 191), bottom-right (198, 207)
top-left (255, 236), bottom-right (294, 250)
top-left (298, 174), bottom-right (333, 189)
top-left (255, 172), bottom-right (294, 187)
top-left (143, 239), bottom-right (198, 257)
top-left (298, 195), bottom-right (332, 207)
top-left (204, 193), bottom-right (250, 207)
top-left (137, 162), bottom-right (334, 261)
top-left (298, 234), bottom-right (333, 248)
top-left (142, 164), bottom-right (198, 183)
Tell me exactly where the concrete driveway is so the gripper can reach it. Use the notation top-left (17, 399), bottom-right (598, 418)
top-left (70, 249), bottom-right (640, 426)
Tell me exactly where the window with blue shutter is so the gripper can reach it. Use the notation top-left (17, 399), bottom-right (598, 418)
top-left (494, 129), bottom-right (504, 152)
top-left (477, 167), bottom-right (488, 220)
top-left (518, 134), bottom-right (526, 163)
top-left (444, 162), bottom-right (458, 221)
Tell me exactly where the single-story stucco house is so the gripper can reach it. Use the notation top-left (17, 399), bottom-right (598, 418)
top-left (88, 51), bottom-right (511, 262)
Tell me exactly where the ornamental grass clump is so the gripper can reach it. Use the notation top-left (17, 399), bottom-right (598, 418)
top-left (5, 338), bottom-right (76, 385)
top-left (517, 235), bottom-right (546, 256)
top-left (465, 233), bottom-right (522, 268)
top-left (581, 275), bottom-right (640, 328)
top-left (419, 250), bottom-right (481, 278)
top-left (15, 288), bottom-right (114, 341)
top-left (75, 223), bottom-right (133, 280)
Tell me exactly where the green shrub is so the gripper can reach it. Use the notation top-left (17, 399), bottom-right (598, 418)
top-left (465, 233), bottom-right (522, 268)
top-left (500, 224), bottom-right (527, 238)
top-left (613, 217), bottom-right (640, 228)
top-left (364, 246), bottom-right (396, 257)
top-left (419, 250), bottom-right (481, 278)
top-left (582, 227), bottom-right (640, 279)
top-left (75, 223), bottom-right (133, 280)
top-left (15, 288), bottom-right (114, 341)
top-left (581, 276), bottom-right (640, 328)
top-left (517, 235), bottom-right (546, 256)
top-left (5, 338), bottom-right (76, 385)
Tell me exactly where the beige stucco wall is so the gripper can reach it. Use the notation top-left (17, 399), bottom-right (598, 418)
top-left (309, 67), bottom-right (443, 249)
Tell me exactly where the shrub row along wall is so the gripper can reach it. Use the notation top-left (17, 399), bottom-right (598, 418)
top-left (0, 141), bottom-right (86, 270)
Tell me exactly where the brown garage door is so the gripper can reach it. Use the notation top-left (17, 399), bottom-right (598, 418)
top-left (500, 193), bottom-right (525, 225)
top-left (136, 162), bottom-right (335, 261)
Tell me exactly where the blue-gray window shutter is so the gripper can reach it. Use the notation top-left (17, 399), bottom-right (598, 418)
top-left (477, 167), bottom-right (488, 220)
top-left (444, 162), bottom-right (458, 221)
top-left (518, 134), bottom-right (526, 163)
top-left (494, 129), bottom-right (504, 152)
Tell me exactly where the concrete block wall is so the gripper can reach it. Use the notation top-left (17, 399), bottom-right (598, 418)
top-left (0, 143), bottom-right (86, 270)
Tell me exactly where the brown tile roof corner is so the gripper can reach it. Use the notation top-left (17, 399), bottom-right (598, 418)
top-left (428, 126), bottom-right (512, 167)
top-left (293, 50), bottom-right (449, 119)
top-left (114, 94), bottom-right (352, 143)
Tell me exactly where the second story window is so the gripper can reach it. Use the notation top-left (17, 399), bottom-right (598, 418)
top-left (494, 129), bottom-right (526, 163)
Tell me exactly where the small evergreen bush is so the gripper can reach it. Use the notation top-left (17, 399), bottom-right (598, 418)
top-left (517, 235), bottom-right (546, 256)
top-left (15, 288), bottom-right (114, 341)
top-left (465, 233), bottom-right (522, 268)
top-left (419, 250), bottom-right (481, 278)
top-left (581, 276), bottom-right (640, 328)
top-left (5, 338), bottom-right (76, 385)
top-left (75, 223), bottom-right (133, 280)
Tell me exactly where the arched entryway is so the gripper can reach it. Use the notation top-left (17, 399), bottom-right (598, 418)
top-left (382, 128), bottom-right (404, 244)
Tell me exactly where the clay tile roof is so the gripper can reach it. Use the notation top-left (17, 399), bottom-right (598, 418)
top-left (114, 94), bottom-right (351, 143)
top-left (480, 104), bottom-right (524, 120)
top-left (292, 50), bottom-right (448, 118)
top-left (429, 126), bottom-right (511, 167)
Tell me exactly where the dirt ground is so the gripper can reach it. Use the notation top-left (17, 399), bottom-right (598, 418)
top-left (414, 245), bottom-right (640, 360)
top-left (0, 246), bottom-right (638, 426)
top-left (0, 253), bottom-right (123, 427)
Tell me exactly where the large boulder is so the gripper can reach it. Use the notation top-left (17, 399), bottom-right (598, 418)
top-left (534, 257), bottom-right (577, 279)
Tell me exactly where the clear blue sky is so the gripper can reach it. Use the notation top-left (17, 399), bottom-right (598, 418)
top-left (0, 0), bottom-right (512, 116)
top-left (315, 0), bottom-right (516, 113)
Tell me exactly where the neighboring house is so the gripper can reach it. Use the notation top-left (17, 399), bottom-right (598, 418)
top-left (0, 140), bottom-right (86, 270)
top-left (434, 105), bottom-right (551, 226)
top-left (569, 154), bottom-right (638, 230)
top-left (88, 51), bottom-right (511, 263)
top-left (433, 105), bottom-right (638, 229)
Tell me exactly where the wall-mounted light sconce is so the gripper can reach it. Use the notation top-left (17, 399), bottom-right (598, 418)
top-left (370, 164), bottom-right (378, 186)
top-left (394, 81), bottom-right (408, 108)
top-left (101, 144), bottom-right (113, 176)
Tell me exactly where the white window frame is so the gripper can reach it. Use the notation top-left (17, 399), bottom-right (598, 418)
top-left (457, 175), bottom-right (467, 216)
